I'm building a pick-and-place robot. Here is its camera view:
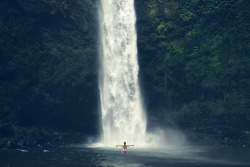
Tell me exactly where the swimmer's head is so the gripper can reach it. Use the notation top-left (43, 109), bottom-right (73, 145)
top-left (124, 142), bottom-right (126, 145)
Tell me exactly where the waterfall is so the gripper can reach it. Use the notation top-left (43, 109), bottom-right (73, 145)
top-left (98, 0), bottom-right (146, 146)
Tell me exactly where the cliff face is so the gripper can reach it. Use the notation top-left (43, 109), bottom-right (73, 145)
top-left (0, 0), bottom-right (249, 147)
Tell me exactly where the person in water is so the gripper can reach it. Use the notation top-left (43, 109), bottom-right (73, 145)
top-left (116, 142), bottom-right (134, 153)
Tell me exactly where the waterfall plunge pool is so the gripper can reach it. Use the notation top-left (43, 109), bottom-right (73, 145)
top-left (1, 146), bottom-right (250, 167)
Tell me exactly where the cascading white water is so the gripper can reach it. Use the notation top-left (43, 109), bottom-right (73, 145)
top-left (98, 0), bottom-right (146, 147)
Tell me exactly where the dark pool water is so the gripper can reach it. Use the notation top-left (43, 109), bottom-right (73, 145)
top-left (1, 146), bottom-right (250, 167)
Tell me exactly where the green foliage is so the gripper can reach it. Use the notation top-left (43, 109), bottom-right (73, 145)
top-left (0, 0), bottom-right (98, 132)
top-left (136, 0), bottom-right (250, 128)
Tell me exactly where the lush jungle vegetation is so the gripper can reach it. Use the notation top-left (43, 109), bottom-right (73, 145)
top-left (0, 0), bottom-right (99, 147)
top-left (0, 0), bottom-right (249, 147)
top-left (135, 0), bottom-right (250, 145)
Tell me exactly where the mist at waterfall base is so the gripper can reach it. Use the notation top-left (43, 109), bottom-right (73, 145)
top-left (93, 0), bottom-right (186, 150)
top-left (91, 123), bottom-right (187, 150)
